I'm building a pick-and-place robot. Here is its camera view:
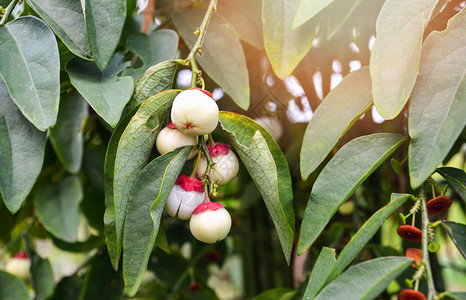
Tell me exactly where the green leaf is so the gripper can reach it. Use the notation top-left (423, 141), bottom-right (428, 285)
top-left (123, 147), bottom-right (191, 297)
top-left (327, 194), bottom-right (412, 280)
top-left (79, 250), bottom-right (124, 300)
top-left (408, 8), bottom-right (466, 188)
top-left (370, 0), bottom-right (437, 119)
top-left (34, 176), bottom-right (83, 242)
top-left (263, 0), bottom-right (321, 79)
top-left (300, 67), bottom-right (373, 179)
top-left (104, 105), bottom-right (141, 269)
top-left (51, 235), bottom-right (104, 253)
top-left (219, 112), bottom-right (295, 264)
top-left (0, 271), bottom-right (32, 300)
top-left (253, 288), bottom-right (298, 300)
top-left (127, 60), bottom-right (178, 111)
top-left (298, 133), bottom-right (406, 254)
top-left (217, 0), bottom-right (263, 49)
top-left (0, 16), bottom-right (60, 131)
top-left (49, 91), bottom-right (88, 174)
top-left (326, 0), bottom-right (364, 40)
top-left (292, 0), bottom-right (336, 29)
top-left (66, 56), bottom-right (134, 127)
top-left (173, 7), bottom-right (250, 110)
top-left (84, 0), bottom-right (126, 71)
top-left (48, 275), bottom-right (82, 300)
top-left (0, 78), bottom-right (46, 214)
top-left (112, 89), bottom-right (180, 267)
top-left (441, 221), bottom-right (466, 259)
top-left (437, 167), bottom-right (466, 204)
top-left (445, 292), bottom-right (466, 300)
top-left (314, 257), bottom-right (413, 300)
top-left (303, 247), bottom-right (336, 300)
top-left (25, 236), bottom-right (54, 300)
top-left (123, 30), bottom-right (179, 81)
top-left (26, 0), bottom-right (91, 58)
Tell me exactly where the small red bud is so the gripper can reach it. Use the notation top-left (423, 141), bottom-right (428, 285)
top-left (188, 282), bottom-right (202, 292)
top-left (397, 225), bottom-right (422, 243)
top-left (398, 289), bottom-right (426, 300)
top-left (207, 142), bottom-right (231, 157)
top-left (176, 175), bottom-right (204, 193)
top-left (13, 252), bottom-right (29, 259)
top-left (165, 122), bottom-right (177, 129)
top-left (405, 248), bottom-right (422, 267)
top-left (426, 196), bottom-right (452, 216)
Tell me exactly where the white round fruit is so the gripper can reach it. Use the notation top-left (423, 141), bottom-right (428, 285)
top-left (156, 124), bottom-right (198, 159)
top-left (165, 175), bottom-right (205, 220)
top-left (171, 89), bottom-right (219, 136)
top-left (5, 253), bottom-right (30, 281)
top-left (190, 204), bottom-right (231, 243)
top-left (196, 143), bottom-right (239, 186)
top-left (254, 116), bottom-right (283, 141)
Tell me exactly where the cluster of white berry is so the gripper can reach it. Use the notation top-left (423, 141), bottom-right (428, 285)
top-left (155, 88), bottom-right (239, 243)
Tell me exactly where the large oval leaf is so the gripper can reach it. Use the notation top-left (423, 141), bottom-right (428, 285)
top-left (104, 105), bottom-right (141, 269)
top-left (66, 56), bottom-right (134, 127)
top-left (220, 112), bottom-right (295, 264)
top-left (123, 30), bottom-right (179, 81)
top-left (173, 7), bottom-right (250, 110)
top-left (408, 8), bottom-right (466, 189)
top-left (127, 60), bottom-right (178, 111)
top-left (370, 0), bottom-right (437, 119)
top-left (263, 0), bottom-right (321, 79)
top-left (84, 0), bottom-right (126, 71)
top-left (304, 247), bottom-right (336, 300)
top-left (26, 0), bottom-right (91, 58)
top-left (0, 78), bottom-right (46, 214)
top-left (25, 236), bottom-right (54, 300)
top-left (327, 193), bottom-right (413, 279)
top-left (292, 0), bottom-right (336, 29)
top-left (34, 176), bottom-right (83, 242)
top-left (437, 167), bottom-right (466, 204)
top-left (49, 91), bottom-right (88, 174)
top-left (123, 147), bottom-right (191, 297)
top-left (300, 67), bottom-right (373, 180)
top-left (441, 221), bottom-right (466, 259)
top-left (0, 271), bottom-right (32, 300)
top-left (113, 89), bottom-right (180, 263)
top-left (0, 16), bottom-right (60, 131)
top-left (314, 257), bottom-right (413, 300)
top-left (297, 133), bottom-right (406, 254)
top-left (326, 0), bottom-right (364, 40)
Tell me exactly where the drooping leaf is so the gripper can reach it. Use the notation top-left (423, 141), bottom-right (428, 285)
top-left (66, 56), bottom-right (134, 127)
top-left (408, 8), bottom-right (466, 189)
top-left (123, 147), bottom-right (191, 297)
top-left (127, 60), bottom-right (178, 111)
top-left (314, 257), bottom-right (413, 300)
top-left (300, 67), bottom-right (373, 180)
top-left (219, 112), bottom-right (295, 264)
top-left (49, 90), bottom-right (88, 174)
top-left (79, 250), bottom-right (124, 300)
top-left (26, 0), bottom-right (91, 58)
top-left (0, 271), bottom-right (32, 300)
top-left (34, 176), bottom-right (83, 243)
top-left (112, 90), bottom-right (180, 267)
top-left (437, 167), bottom-right (466, 204)
top-left (370, 0), bottom-right (437, 120)
top-left (298, 134), bottom-right (406, 254)
top-left (292, 0), bottom-right (336, 29)
top-left (326, 0), bottom-right (364, 40)
top-left (263, 0), bottom-right (321, 79)
top-left (104, 104), bottom-right (141, 269)
top-left (0, 78), bottom-right (46, 214)
top-left (217, 0), bottom-right (263, 49)
top-left (303, 247), bottom-right (336, 300)
top-left (0, 16), bottom-right (60, 131)
top-left (84, 0), bottom-right (126, 71)
top-left (173, 7), bottom-right (250, 110)
top-left (441, 221), bottom-right (466, 259)
top-left (253, 288), bottom-right (298, 300)
top-left (326, 194), bottom-right (413, 280)
top-left (51, 235), bottom-right (104, 253)
top-left (25, 236), bottom-right (54, 300)
top-left (123, 30), bottom-right (179, 81)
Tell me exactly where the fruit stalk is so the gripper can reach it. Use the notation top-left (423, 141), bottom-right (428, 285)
top-left (421, 191), bottom-right (436, 299)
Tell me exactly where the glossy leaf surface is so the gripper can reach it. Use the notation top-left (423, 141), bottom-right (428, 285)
top-left (220, 112), bottom-right (294, 264)
top-left (174, 7), bottom-right (250, 110)
top-left (300, 67), bottom-right (373, 179)
top-left (0, 271), bottom-right (32, 300)
top-left (437, 167), bottom-right (466, 203)
top-left (303, 247), bottom-right (336, 299)
top-left (123, 147), bottom-right (191, 296)
top-left (441, 221), bottom-right (466, 259)
top-left (27, 0), bottom-right (91, 58)
top-left (370, 0), bottom-right (436, 119)
top-left (0, 78), bottom-right (46, 213)
top-left (66, 56), bottom-right (134, 127)
top-left (408, 8), bottom-right (466, 188)
top-left (0, 16), bottom-right (60, 131)
top-left (298, 134), bottom-right (406, 254)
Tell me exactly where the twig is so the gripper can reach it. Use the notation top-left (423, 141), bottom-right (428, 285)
top-left (0, 0), bottom-right (18, 25)
top-left (421, 195), bottom-right (436, 299)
